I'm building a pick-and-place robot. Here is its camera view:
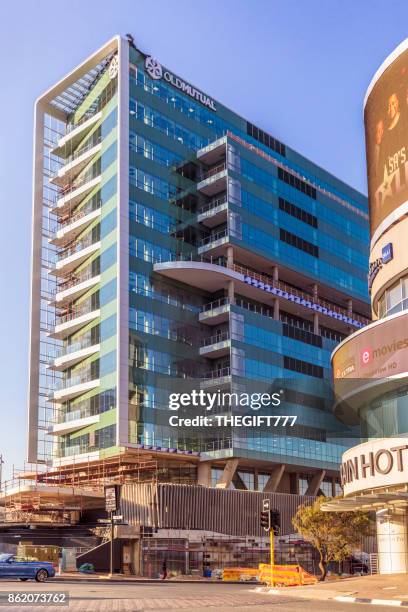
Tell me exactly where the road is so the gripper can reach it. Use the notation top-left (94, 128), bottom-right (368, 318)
top-left (0, 580), bottom-right (396, 610)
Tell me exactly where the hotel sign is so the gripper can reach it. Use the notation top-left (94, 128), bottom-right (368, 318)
top-left (145, 56), bottom-right (217, 111)
top-left (341, 438), bottom-right (408, 495)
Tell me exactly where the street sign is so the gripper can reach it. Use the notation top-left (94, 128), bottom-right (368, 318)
top-left (262, 499), bottom-right (270, 511)
top-left (113, 515), bottom-right (123, 521)
top-left (105, 485), bottom-right (120, 513)
top-left (97, 519), bottom-right (111, 523)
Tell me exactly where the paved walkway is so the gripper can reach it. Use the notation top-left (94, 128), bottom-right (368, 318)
top-left (260, 572), bottom-right (408, 606)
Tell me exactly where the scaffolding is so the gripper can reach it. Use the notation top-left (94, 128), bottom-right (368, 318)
top-left (0, 449), bottom-right (158, 525)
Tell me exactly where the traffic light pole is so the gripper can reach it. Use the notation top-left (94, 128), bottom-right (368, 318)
top-left (269, 527), bottom-right (274, 586)
top-left (109, 511), bottom-right (114, 577)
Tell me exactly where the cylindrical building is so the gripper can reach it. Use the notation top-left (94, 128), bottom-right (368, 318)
top-left (328, 40), bottom-right (408, 574)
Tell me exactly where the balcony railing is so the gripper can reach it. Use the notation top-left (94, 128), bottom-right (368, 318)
top-left (57, 233), bottom-right (99, 261)
top-left (201, 297), bottom-right (231, 313)
top-left (203, 366), bottom-right (231, 380)
top-left (200, 227), bottom-right (228, 247)
top-left (55, 368), bottom-right (97, 391)
top-left (230, 262), bottom-right (369, 326)
top-left (58, 200), bottom-right (101, 231)
top-left (201, 331), bottom-right (230, 348)
top-left (55, 336), bottom-right (99, 359)
top-left (56, 269), bottom-right (99, 294)
top-left (56, 171), bottom-right (100, 202)
top-left (50, 137), bottom-right (102, 180)
top-left (55, 301), bottom-right (98, 326)
top-left (200, 162), bottom-right (226, 181)
top-left (56, 404), bottom-right (96, 424)
top-left (199, 194), bottom-right (227, 214)
top-left (155, 253), bottom-right (369, 327)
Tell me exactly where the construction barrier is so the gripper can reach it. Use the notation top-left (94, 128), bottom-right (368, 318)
top-left (222, 567), bottom-right (260, 582)
top-left (258, 563), bottom-right (318, 586)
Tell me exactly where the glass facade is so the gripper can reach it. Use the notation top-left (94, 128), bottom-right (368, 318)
top-left (30, 39), bottom-right (370, 481)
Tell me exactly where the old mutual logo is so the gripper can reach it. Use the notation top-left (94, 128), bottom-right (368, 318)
top-left (145, 57), bottom-right (163, 80)
top-left (144, 56), bottom-right (217, 111)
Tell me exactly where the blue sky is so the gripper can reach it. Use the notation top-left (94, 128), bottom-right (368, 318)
top-left (0, 0), bottom-right (407, 479)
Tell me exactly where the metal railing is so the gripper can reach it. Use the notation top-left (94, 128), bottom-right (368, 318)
top-left (200, 162), bottom-right (226, 181)
top-left (50, 137), bottom-right (102, 181)
top-left (200, 227), bottom-right (228, 247)
top-left (203, 366), bottom-right (231, 380)
top-left (56, 269), bottom-right (99, 294)
top-left (155, 252), bottom-right (370, 326)
top-left (201, 297), bottom-right (231, 313)
top-left (201, 331), bottom-right (230, 348)
top-left (55, 368), bottom-right (97, 391)
top-left (55, 301), bottom-right (98, 326)
top-left (199, 193), bottom-right (228, 214)
top-left (55, 336), bottom-right (98, 359)
top-left (56, 172), bottom-right (100, 201)
top-left (57, 233), bottom-right (99, 261)
top-left (58, 201), bottom-right (101, 231)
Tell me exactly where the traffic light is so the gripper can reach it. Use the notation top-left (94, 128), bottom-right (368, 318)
top-left (260, 510), bottom-right (271, 532)
top-left (270, 509), bottom-right (280, 535)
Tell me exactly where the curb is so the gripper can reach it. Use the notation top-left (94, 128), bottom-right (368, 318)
top-left (335, 596), bottom-right (408, 607)
top-left (54, 577), bottom-right (244, 584)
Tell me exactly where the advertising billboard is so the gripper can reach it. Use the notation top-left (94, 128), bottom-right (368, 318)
top-left (332, 311), bottom-right (408, 380)
top-left (365, 47), bottom-right (408, 236)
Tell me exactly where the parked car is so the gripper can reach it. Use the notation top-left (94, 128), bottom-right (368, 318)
top-left (0, 554), bottom-right (55, 582)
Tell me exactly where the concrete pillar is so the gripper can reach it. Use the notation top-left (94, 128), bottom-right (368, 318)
top-left (313, 312), bottom-right (319, 335)
top-left (254, 469), bottom-right (259, 492)
top-left (132, 540), bottom-right (141, 576)
top-left (312, 284), bottom-right (318, 299)
top-left (347, 298), bottom-right (353, 315)
top-left (197, 461), bottom-right (212, 487)
top-left (263, 465), bottom-right (285, 492)
top-left (273, 298), bottom-right (280, 321)
top-left (377, 509), bottom-right (408, 574)
top-left (272, 266), bottom-right (279, 282)
top-left (305, 470), bottom-right (326, 496)
top-left (216, 458), bottom-right (239, 489)
top-left (227, 280), bottom-right (235, 304)
top-left (227, 246), bottom-right (234, 268)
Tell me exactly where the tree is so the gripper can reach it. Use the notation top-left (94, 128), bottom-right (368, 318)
top-left (292, 497), bottom-right (372, 581)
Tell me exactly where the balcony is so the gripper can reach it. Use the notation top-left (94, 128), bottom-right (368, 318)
top-left (49, 341), bottom-right (100, 371)
top-left (48, 371), bottom-right (100, 402)
top-left (154, 259), bottom-right (369, 331)
top-left (51, 111), bottom-right (103, 157)
top-left (52, 270), bottom-right (100, 306)
top-left (51, 238), bottom-right (100, 277)
top-left (199, 331), bottom-right (231, 358)
top-left (197, 136), bottom-right (227, 165)
top-left (197, 163), bottom-right (227, 196)
top-left (47, 413), bottom-right (100, 436)
top-left (200, 366), bottom-right (231, 389)
top-left (198, 227), bottom-right (228, 256)
top-left (54, 175), bottom-right (101, 216)
top-left (50, 206), bottom-right (101, 247)
top-left (200, 298), bottom-right (231, 325)
top-left (48, 305), bottom-right (100, 340)
top-left (50, 142), bottom-right (102, 187)
top-left (197, 194), bottom-right (228, 228)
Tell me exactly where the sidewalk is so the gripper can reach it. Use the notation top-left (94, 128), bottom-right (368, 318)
top-left (55, 572), bottom-right (240, 584)
top-left (256, 573), bottom-right (408, 607)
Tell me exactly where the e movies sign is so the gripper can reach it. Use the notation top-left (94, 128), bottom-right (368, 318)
top-left (145, 57), bottom-right (216, 111)
top-left (340, 438), bottom-right (408, 495)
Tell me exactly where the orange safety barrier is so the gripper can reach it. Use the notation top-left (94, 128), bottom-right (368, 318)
top-left (222, 567), bottom-right (260, 582)
top-left (258, 563), bottom-right (318, 587)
